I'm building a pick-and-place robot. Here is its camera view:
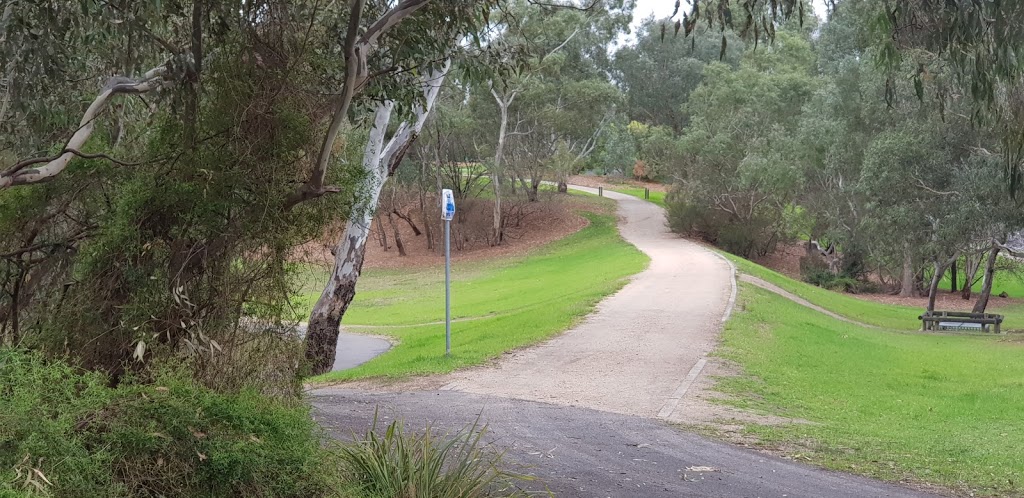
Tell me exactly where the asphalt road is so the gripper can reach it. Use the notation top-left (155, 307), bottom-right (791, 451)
top-left (312, 388), bottom-right (935, 498)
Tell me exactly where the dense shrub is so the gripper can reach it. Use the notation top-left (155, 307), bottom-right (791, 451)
top-left (667, 194), bottom-right (780, 258)
top-left (802, 269), bottom-right (877, 294)
top-left (0, 349), bottom-right (341, 497)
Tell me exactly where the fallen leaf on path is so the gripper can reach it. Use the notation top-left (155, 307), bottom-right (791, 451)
top-left (685, 466), bottom-right (718, 472)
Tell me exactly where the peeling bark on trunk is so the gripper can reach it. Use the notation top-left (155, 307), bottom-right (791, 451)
top-left (285, 0), bottom-right (432, 209)
top-left (304, 64), bottom-right (447, 375)
top-left (973, 245), bottom-right (1000, 314)
top-left (304, 102), bottom-right (392, 375)
top-left (899, 245), bottom-right (915, 297)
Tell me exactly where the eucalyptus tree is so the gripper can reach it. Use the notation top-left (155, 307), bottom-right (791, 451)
top-left (666, 0), bottom-right (1024, 194)
top-left (613, 20), bottom-right (743, 133)
top-left (669, 29), bottom-right (817, 258)
top-left (0, 0), bottom-right (500, 378)
top-left (474, 0), bottom-right (630, 242)
top-left (793, 2), bottom-right (1024, 300)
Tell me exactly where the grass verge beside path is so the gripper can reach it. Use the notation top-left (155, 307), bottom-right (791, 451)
top-left (719, 252), bottom-right (923, 330)
top-left (306, 208), bottom-right (648, 381)
top-left (719, 251), bottom-right (1024, 330)
top-left (608, 186), bottom-right (666, 207)
top-left (716, 283), bottom-right (1024, 496)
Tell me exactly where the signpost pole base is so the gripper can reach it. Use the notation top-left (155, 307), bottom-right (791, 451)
top-left (444, 218), bottom-right (451, 356)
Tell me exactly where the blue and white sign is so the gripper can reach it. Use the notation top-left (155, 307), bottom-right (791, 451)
top-left (441, 189), bottom-right (456, 221)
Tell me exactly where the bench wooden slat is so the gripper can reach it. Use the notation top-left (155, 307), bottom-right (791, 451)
top-left (918, 311), bottom-right (1004, 333)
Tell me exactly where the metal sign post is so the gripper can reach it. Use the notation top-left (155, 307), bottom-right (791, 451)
top-left (441, 189), bottom-right (456, 356)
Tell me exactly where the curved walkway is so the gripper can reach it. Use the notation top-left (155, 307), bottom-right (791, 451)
top-left (437, 187), bottom-right (733, 418)
top-left (297, 324), bottom-right (392, 372)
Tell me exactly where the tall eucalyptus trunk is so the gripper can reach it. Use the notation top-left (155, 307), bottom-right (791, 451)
top-left (489, 85), bottom-right (517, 246)
top-left (304, 64), bottom-right (447, 375)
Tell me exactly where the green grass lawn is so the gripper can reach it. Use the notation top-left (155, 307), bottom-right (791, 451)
top-left (938, 256), bottom-right (1024, 298)
top-left (716, 282), bottom-right (1024, 495)
top-left (302, 207), bottom-right (648, 381)
top-left (719, 252), bottom-right (924, 330)
top-left (608, 185), bottom-right (666, 207)
top-left (718, 251), bottom-right (1024, 330)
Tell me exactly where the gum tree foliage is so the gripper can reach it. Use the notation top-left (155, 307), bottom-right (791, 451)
top-left (794, 3), bottom-right (1024, 300)
top-left (668, 30), bottom-right (817, 258)
top-left (589, 120), bottom-right (636, 175)
top-left (0, 0), bottom-right (498, 380)
top-left (626, 121), bottom-right (685, 181)
top-left (667, 0), bottom-right (1024, 195)
top-left (613, 20), bottom-right (743, 133)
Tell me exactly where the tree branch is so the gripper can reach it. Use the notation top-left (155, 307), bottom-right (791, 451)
top-left (4, 148), bottom-right (142, 177)
top-left (286, 0), bottom-right (434, 210)
top-left (0, 63), bottom-right (171, 189)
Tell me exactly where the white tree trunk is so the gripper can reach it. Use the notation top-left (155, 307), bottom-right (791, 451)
top-left (304, 63), bottom-right (447, 375)
top-left (489, 86), bottom-right (514, 246)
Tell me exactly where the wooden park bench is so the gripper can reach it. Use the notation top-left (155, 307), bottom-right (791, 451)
top-left (919, 311), bottom-right (1003, 333)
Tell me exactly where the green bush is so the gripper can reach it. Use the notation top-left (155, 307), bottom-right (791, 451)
top-left (337, 414), bottom-right (528, 498)
top-left (802, 269), bottom-right (877, 294)
top-left (0, 349), bottom-right (341, 497)
top-left (667, 195), bottom-right (780, 258)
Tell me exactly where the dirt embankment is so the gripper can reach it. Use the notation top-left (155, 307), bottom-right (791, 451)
top-left (295, 193), bottom-right (610, 271)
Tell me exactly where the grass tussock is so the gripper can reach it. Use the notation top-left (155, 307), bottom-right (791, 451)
top-left (337, 413), bottom-right (529, 498)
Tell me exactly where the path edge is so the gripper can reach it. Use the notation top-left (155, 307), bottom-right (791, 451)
top-left (657, 247), bottom-right (737, 421)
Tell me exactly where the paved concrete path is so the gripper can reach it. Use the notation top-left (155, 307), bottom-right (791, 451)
top-left (436, 187), bottom-right (733, 419)
top-left (312, 187), bottom-right (936, 497)
top-left (331, 331), bottom-right (391, 371)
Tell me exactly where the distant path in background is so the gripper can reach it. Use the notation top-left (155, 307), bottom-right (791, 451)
top-left (739, 274), bottom-right (879, 328)
top-left (296, 324), bottom-right (392, 372)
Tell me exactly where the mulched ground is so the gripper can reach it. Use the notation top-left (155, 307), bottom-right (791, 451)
top-left (296, 193), bottom-right (608, 270)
